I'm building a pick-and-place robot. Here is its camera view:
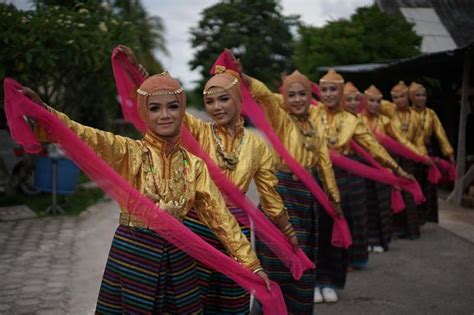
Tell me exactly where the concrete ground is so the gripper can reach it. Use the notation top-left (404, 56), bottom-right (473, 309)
top-left (1, 193), bottom-right (473, 314)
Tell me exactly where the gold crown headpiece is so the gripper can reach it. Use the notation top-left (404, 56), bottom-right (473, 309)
top-left (136, 71), bottom-right (184, 96)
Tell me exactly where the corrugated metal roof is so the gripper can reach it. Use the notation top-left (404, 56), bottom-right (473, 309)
top-left (400, 7), bottom-right (457, 52)
top-left (376, 0), bottom-right (474, 47)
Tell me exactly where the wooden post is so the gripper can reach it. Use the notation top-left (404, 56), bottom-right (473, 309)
top-left (448, 53), bottom-right (471, 205)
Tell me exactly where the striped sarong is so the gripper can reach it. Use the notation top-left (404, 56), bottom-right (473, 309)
top-left (415, 144), bottom-right (439, 224)
top-left (183, 208), bottom-right (251, 314)
top-left (256, 170), bottom-right (318, 315)
top-left (336, 156), bottom-right (369, 268)
top-left (393, 157), bottom-right (420, 239)
top-left (366, 181), bottom-right (392, 250)
top-left (96, 225), bottom-right (202, 314)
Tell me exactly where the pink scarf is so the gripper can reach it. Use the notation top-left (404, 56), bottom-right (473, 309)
top-left (374, 131), bottom-right (442, 183)
top-left (111, 49), bottom-right (314, 279)
top-left (3, 78), bottom-right (287, 314)
top-left (210, 51), bottom-right (352, 248)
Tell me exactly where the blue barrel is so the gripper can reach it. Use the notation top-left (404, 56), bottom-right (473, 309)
top-left (34, 156), bottom-right (80, 194)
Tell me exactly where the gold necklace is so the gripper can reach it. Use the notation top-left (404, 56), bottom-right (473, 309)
top-left (211, 122), bottom-right (244, 170)
top-left (144, 147), bottom-right (189, 218)
top-left (321, 110), bottom-right (343, 148)
top-left (291, 115), bottom-right (317, 151)
top-left (397, 110), bottom-right (410, 133)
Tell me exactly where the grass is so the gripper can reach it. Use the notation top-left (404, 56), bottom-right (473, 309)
top-left (0, 172), bottom-right (105, 216)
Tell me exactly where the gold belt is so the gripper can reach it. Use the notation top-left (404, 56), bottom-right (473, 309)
top-left (119, 213), bottom-right (149, 229)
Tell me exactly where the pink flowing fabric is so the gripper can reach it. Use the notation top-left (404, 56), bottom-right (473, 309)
top-left (3, 78), bottom-right (287, 314)
top-left (374, 131), bottom-right (442, 184)
top-left (211, 51), bottom-right (352, 249)
top-left (433, 157), bottom-right (457, 182)
top-left (329, 149), bottom-right (425, 205)
top-left (111, 49), bottom-right (314, 279)
top-left (348, 140), bottom-right (406, 212)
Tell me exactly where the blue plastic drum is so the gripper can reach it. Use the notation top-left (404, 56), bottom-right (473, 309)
top-left (34, 156), bottom-right (80, 194)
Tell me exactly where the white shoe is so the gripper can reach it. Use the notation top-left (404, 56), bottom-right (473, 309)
top-left (372, 245), bottom-right (385, 253)
top-left (313, 287), bottom-right (324, 303)
top-left (321, 287), bottom-right (338, 303)
top-left (368, 245), bottom-right (373, 252)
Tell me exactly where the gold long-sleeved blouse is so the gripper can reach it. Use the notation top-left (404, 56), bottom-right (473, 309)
top-left (184, 113), bottom-right (287, 221)
top-left (414, 107), bottom-right (454, 157)
top-left (36, 108), bottom-right (261, 271)
top-left (388, 108), bottom-right (428, 156)
top-left (313, 104), bottom-right (402, 174)
top-left (249, 78), bottom-right (340, 203)
top-left (361, 112), bottom-right (427, 158)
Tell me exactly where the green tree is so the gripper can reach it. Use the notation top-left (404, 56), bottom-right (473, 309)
top-left (295, 4), bottom-right (422, 80)
top-left (0, 1), bottom-right (165, 130)
top-left (189, 0), bottom-right (298, 99)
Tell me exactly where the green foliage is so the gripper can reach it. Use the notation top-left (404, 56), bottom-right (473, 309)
top-left (0, 1), bottom-right (164, 129)
top-left (189, 0), bottom-right (298, 102)
top-left (295, 5), bottom-right (422, 81)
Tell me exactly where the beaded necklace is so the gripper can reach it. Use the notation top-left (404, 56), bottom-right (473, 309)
top-left (397, 110), bottom-right (411, 133)
top-left (211, 122), bottom-right (244, 170)
top-left (320, 110), bottom-right (344, 148)
top-left (144, 146), bottom-right (189, 218)
top-left (290, 115), bottom-right (317, 150)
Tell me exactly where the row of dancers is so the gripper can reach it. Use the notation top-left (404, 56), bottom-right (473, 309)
top-left (4, 45), bottom-right (455, 314)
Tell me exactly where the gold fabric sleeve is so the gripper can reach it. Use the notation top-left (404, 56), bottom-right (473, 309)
top-left (253, 138), bottom-right (287, 220)
top-left (250, 78), bottom-right (340, 203)
top-left (412, 111), bottom-right (428, 156)
top-left (35, 106), bottom-right (136, 174)
top-left (352, 120), bottom-right (402, 173)
top-left (430, 110), bottom-right (454, 157)
top-left (316, 135), bottom-right (341, 203)
top-left (380, 100), bottom-right (396, 118)
top-left (193, 160), bottom-right (261, 271)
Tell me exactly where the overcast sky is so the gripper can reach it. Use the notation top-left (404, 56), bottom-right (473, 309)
top-left (143, 0), bottom-right (374, 88)
top-left (7, 0), bottom-right (374, 88)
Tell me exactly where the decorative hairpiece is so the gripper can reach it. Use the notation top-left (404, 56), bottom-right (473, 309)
top-left (136, 71), bottom-right (184, 96)
top-left (203, 77), bottom-right (239, 96)
top-left (137, 87), bottom-right (184, 96)
top-left (215, 65), bottom-right (227, 74)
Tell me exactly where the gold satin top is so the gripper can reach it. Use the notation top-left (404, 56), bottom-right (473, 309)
top-left (313, 104), bottom-right (402, 173)
top-left (36, 108), bottom-right (261, 271)
top-left (184, 113), bottom-right (287, 221)
top-left (380, 100), bottom-right (397, 118)
top-left (249, 78), bottom-right (340, 203)
top-left (360, 112), bottom-right (391, 135)
top-left (414, 107), bottom-right (454, 157)
top-left (388, 107), bottom-right (427, 156)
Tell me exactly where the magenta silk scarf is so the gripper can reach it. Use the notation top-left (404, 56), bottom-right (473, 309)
top-left (111, 49), bottom-right (314, 279)
top-left (210, 51), bottom-right (352, 248)
top-left (373, 131), bottom-right (442, 184)
top-left (347, 140), bottom-right (426, 212)
top-left (3, 78), bottom-right (287, 314)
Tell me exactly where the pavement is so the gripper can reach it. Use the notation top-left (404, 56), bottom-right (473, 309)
top-left (1, 192), bottom-right (474, 314)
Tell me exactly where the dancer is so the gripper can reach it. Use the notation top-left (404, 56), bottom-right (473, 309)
top-left (389, 81), bottom-right (431, 239)
top-left (248, 69), bottom-right (341, 312)
top-left (314, 70), bottom-right (413, 300)
top-left (20, 73), bottom-right (271, 314)
top-left (409, 82), bottom-right (455, 224)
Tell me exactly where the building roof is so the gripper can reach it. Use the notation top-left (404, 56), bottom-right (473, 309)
top-left (318, 42), bottom-right (474, 84)
top-left (376, 0), bottom-right (474, 49)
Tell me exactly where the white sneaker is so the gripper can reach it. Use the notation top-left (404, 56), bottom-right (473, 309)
top-left (368, 245), bottom-right (373, 252)
top-left (373, 245), bottom-right (385, 253)
top-left (313, 287), bottom-right (324, 303)
top-left (321, 287), bottom-right (338, 303)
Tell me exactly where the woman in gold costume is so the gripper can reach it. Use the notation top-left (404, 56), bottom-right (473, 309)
top-left (21, 72), bottom-right (270, 314)
top-left (409, 82), bottom-right (455, 224)
top-left (248, 69), bottom-right (341, 312)
top-left (314, 70), bottom-right (413, 302)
